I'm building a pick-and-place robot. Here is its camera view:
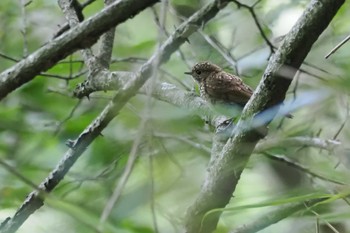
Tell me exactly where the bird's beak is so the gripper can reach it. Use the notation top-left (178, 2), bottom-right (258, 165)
top-left (184, 71), bottom-right (192, 75)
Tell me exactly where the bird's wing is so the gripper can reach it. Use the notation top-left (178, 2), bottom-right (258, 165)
top-left (205, 72), bottom-right (253, 105)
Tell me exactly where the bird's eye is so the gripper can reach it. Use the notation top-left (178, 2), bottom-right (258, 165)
top-left (195, 70), bottom-right (201, 75)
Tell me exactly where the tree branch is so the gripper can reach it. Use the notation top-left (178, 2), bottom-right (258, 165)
top-left (0, 1), bottom-right (233, 232)
top-left (0, 0), bottom-right (159, 100)
top-left (255, 136), bottom-right (341, 152)
top-left (230, 197), bottom-right (328, 233)
top-left (96, 0), bottom-right (117, 69)
top-left (58, 0), bottom-right (96, 72)
top-left (183, 0), bottom-right (345, 232)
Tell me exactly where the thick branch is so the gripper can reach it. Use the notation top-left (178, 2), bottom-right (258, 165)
top-left (0, 1), bottom-right (232, 232)
top-left (96, 0), bottom-right (117, 69)
top-left (184, 1), bottom-right (345, 233)
top-left (58, 0), bottom-right (96, 71)
top-left (255, 137), bottom-right (341, 152)
top-left (0, 0), bottom-right (159, 100)
top-left (58, 0), bottom-right (116, 73)
top-left (230, 198), bottom-right (328, 233)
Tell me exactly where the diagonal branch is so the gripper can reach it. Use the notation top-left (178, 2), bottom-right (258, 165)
top-left (0, 0), bottom-right (159, 101)
top-left (232, 0), bottom-right (275, 54)
top-left (96, 0), bottom-right (117, 69)
top-left (255, 136), bottom-right (341, 152)
top-left (0, 1), bottom-right (233, 233)
top-left (58, 0), bottom-right (96, 71)
top-left (52, 0), bottom-right (96, 38)
top-left (230, 197), bottom-right (328, 233)
top-left (58, 0), bottom-right (117, 79)
top-left (183, 0), bottom-right (345, 232)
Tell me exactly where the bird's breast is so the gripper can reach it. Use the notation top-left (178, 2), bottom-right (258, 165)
top-left (199, 84), bottom-right (210, 100)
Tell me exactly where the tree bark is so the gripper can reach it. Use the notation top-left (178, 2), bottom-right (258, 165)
top-left (183, 0), bottom-right (345, 232)
top-left (0, 0), bottom-right (159, 100)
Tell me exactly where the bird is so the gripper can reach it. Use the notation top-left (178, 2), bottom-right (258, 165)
top-left (184, 61), bottom-right (292, 118)
top-left (184, 61), bottom-right (254, 106)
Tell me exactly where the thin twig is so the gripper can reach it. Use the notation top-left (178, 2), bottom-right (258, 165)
top-left (154, 132), bottom-right (211, 154)
top-left (20, 0), bottom-right (28, 57)
top-left (232, 0), bottom-right (275, 54)
top-left (0, 53), bottom-right (19, 62)
top-left (230, 197), bottom-right (328, 233)
top-left (111, 57), bottom-right (148, 64)
top-left (332, 102), bottom-right (349, 140)
top-left (99, 0), bottom-right (169, 227)
top-left (263, 152), bottom-right (345, 185)
top-left (54, 100), bottom-right (82, 136)
top-left (198, 31), bottom-right (237, 71)
top-left (0, 159), bottom-right (39, 190)
top-left (306, 206), bottom-right (341, 233)
top-left (325, 34), bottom-right (350, 59)
top-left (255, 136), bottom-right (341, 152)
top-left (39, 70), bottom-right (87, 80)
top-left (149, 154), bottom-right (159, 233)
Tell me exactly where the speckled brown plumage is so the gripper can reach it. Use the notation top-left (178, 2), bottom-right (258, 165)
top-left (185, 61), bottom-right (253, 106)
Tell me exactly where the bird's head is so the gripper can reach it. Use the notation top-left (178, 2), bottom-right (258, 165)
top-left (184, 61), bottom-right (222, 82)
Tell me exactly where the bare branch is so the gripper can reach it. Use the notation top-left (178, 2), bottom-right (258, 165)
top-left (52, 0), bottom-right (96, 38)
top-left (332, 103), bottom-right (349, 140)
top-left (232, 0), bottom-right (275, 54)
top-left (0, 1), bottom-right (231, 232)
top-left (58, 0), bottom-right (117, 77)
top-left (255, 136), bottom-right (341, 152)
top-left (0, 0), bottom-right (159, 100)
top-left (325, 33), bottom-right (350, 59)
top-left (230, 197), bottom-right (328, 233)
top-left (58, 0), bottom-right (95, 70)
top-left (20, 0), bottom-right (29, 57)
top-left (53, 100), bottom-right (83, 135)
top-left (263, 153), bottom-right (344, 185)
top-left (198, 31), bottom-right (237, 70)
top-left (0, 53), bottom-right (19, 63)
top-left (0, 159), bottom-right (39, 191)
top-left (184, 1), bottom-right (345, 232)
top-left (39, 70), bottom-right (87, 80)
top-left (96, 0), bottom-right (117, 69)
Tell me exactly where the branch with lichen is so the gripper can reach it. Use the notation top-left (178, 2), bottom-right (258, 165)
top-left (58, 0), bottom-right (116, 75)
top-left (229, 197), bottom-right (328, 233)
top-left (183, 0), bottom-right (345, 232)
top-left (0, 1), bottom-right (234, 233)
top-left (0, 0), bottom-right (159, 101)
